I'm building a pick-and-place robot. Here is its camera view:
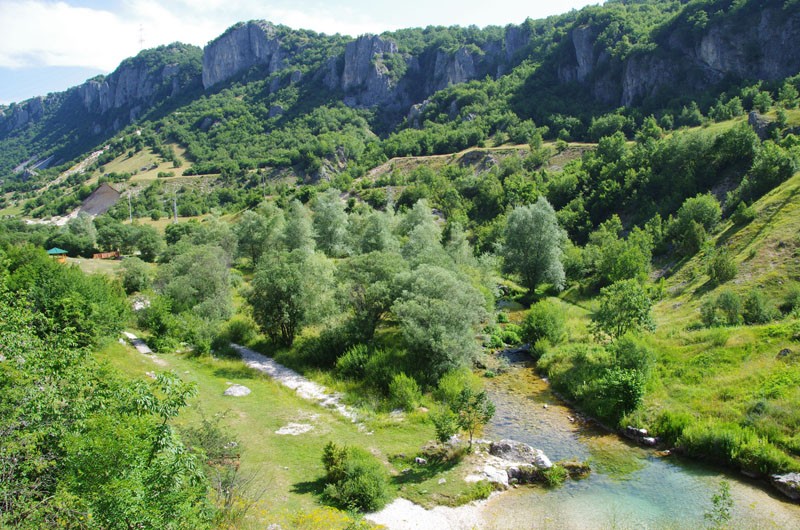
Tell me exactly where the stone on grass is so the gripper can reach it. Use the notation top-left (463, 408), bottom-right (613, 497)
top-left (224, 384), bottom-right (251, 397)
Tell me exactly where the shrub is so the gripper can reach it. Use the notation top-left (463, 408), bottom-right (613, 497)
top-left (781, 283), bottom-right (800, 316)
top-left (364, 348), bottom-right (400, 392)
top-left (609, 335), bottom-right (655, 378)
top-left (717, 290), bottom-right (743, 326)
top-left (430, 407), bottom-right (459, 443)
top-left (743, 291), bottom-right (778, 325)
top-left (593, 368), bottom-right (646, 423)
top-left (500, 324), bottom-right (522, 345)
top-left (336, 344), bottom-right (370, 379)
top-left (522, 300), bottom-right (566, 345)
top-left (119, 257), bottom-right (151, 294)
top-left (541, 464), bottom-right (568, 487)
top-left (322, 443), bottom-right (392, 512)
top-left (706, 248), bottom-right (737, 285)
top-left (731, 201), bottom-right (756, 225)
top-left (653, 410), bottom-right (694, 446)
top-left (435, 368), bottom-right (480, 404)
top-left (389, 373), bottom-right (422, 412)
top-left (456, 480), bottom-right (494, 504)
top-left (222, 315), bottom-right (258, 345)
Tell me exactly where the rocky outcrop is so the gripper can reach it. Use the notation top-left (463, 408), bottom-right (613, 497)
top-left (71, 43), bottom-right (201, 134)
top-left (324, 34), bottom-right (403, 108)
top-left (0, 96), bottom-right (47, 132)
top-left (771, 473), bottom-right (800, 501)
top-left (489, 439), bottom-right (553, 468)
top-left (202, 21), bottom-right (285, 89)
top-left (558, 6), bottom-right (800, 107)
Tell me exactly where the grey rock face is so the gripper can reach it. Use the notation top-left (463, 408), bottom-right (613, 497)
top-left (325, 34), bottom-right (404, 108)
top-left (429, 47), bottom-right (477, 93)
top-left (771, 473), bottom-right (800, 500)
top-left (489, 439), bottom-right (553, 468)
top-left (203, 21), bottom-right (284, 89)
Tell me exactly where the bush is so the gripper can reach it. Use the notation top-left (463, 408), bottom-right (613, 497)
top-left (364, 348), bottom-right (400, 392)
top-left (541, 464), bottom-right (568, 487)
top-left (119, 257), bottom-right (151, 294)
top-left (222, 315), bottom-right (258, 345)
top-left (389, 373), bottom-right (422, 412)
top-left (706, 248), bottom-right (737, 285)
top-left (678, 420), bottom-right (800, 475)
top-left (781, 283), bottom-right (800, 316)
top-left (731, 202), bottom-right (756, 225)
top-left (430, 407), bottom-right (459, 443)
top-left (653, 410), bottom-right (693, 447)
top-left (435, 368), bottom-right (480, 405)
top-left (609, 335), bottom-right (655, 377)
top-left (718, 290), bottom-right (743, 325)
top-left (456, 480), bottom-right (494, 504)
top-left (500, 323), bottom-right (522, 345)
top-left (743, 291), bottom-right (778, 325)
top-left (593, 367), bottom-right (646, 423)
top-left (336, 344), bottom-right (370, 379)
top-left (322, 443), bottom-right (392, 512)
top-left (522, 300), bottom-right (566, 345)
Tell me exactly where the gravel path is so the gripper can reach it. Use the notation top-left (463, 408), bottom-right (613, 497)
top-left (365, 498), bottom-right (490, 529)
top-left (231, 343), bottom-right (359, 422)
top-left (123, 331), bottom-right (153, 354)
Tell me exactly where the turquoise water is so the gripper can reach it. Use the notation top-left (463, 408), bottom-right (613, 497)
top-left (480, 364), bottom-right (800, 529)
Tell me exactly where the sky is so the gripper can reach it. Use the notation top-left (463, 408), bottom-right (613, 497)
top-left (0, 0), bottom-right (600, 105)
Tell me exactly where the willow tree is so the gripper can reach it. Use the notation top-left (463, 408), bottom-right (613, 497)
top-left (502, 197), bottom-right (567, 292)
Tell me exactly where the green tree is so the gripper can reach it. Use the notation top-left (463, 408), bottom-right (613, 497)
top-left (502, 197), bottom-right (567, 292)
top-left (339, 251), bottom-right (407, 341)
top-left (591, 279), bottom-right (655, 341)
top-left (119, 256), bottom-right (151, 294)
top-left (392, 265), bottom-right (488, 381)
top-left (312, 188), bottom-right (350, 257)
top-left (157, 244), bottom-right (232, 321)
top-left (235, 209), bottom-right (275, 265)
top-left (283, 199), bottom-right (316, 252)
top-left (522, 299), bottom-right (566, 346)
top-left (249, 250), bottom-right (334, 347)
top-left (452, 387), bottom-right (496, 449)
top-left (135, 224), bottom-right (164, 262)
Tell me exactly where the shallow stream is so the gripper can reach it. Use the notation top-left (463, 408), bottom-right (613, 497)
top-left (477, 361), bottom-right (800, 529)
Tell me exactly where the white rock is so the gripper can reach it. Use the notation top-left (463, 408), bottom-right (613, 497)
top-left (224, 384), bottom-right (251, 397)
top-left (275, 423), bottom-right (314, 435)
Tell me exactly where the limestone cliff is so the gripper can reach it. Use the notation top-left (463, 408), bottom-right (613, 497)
top-left (202, 21), bottom-right (285, 89)
top-left (557, 5), bottom-right (800, 106)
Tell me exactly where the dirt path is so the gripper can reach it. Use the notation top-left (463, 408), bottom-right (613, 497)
top-left (230, 343), bottom-right (359, 422)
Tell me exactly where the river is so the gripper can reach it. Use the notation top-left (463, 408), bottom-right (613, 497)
top-left (477, 359), bottom-right (800, 529)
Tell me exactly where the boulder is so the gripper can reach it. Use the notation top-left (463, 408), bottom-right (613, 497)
top-left (489, 439), bottom-right (552, 469)
top-left (506, 464), bottom-right (542, 484)
top-left (224, 384), bottom-right (251, 397)
top-left (771, 473), bottom-right (800, 501)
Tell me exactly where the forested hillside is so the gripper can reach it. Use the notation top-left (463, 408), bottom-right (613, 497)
top-left (4, 0), bottom-right (800, 528)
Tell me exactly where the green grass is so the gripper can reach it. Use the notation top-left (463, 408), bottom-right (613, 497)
top-left (547, 168), bottom-right (800, 472)
top-left (95, 337), bottom-right (477, 526)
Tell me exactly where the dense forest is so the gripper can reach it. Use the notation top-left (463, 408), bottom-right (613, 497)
top-left (4, 0), bottom-right (800, 528)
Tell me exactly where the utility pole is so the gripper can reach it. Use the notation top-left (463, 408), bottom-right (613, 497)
top-left (128, 192), bottom-right (133, 223)
top-left (172, 193), bottom-right (178, 223)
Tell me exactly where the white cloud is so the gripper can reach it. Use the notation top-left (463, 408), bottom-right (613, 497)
top-left (0, 0), bottom-right (388, 72)
top-left (0, 0), bottom-right (598, 73)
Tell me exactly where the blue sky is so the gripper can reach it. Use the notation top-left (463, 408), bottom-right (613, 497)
top-left (0, 0), bottom-right (600, 104)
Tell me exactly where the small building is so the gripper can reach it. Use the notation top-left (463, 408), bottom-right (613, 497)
top-left (92, 250), bottom-right (121, 260)
top-left (47, 247), bottom-right (68, 263)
